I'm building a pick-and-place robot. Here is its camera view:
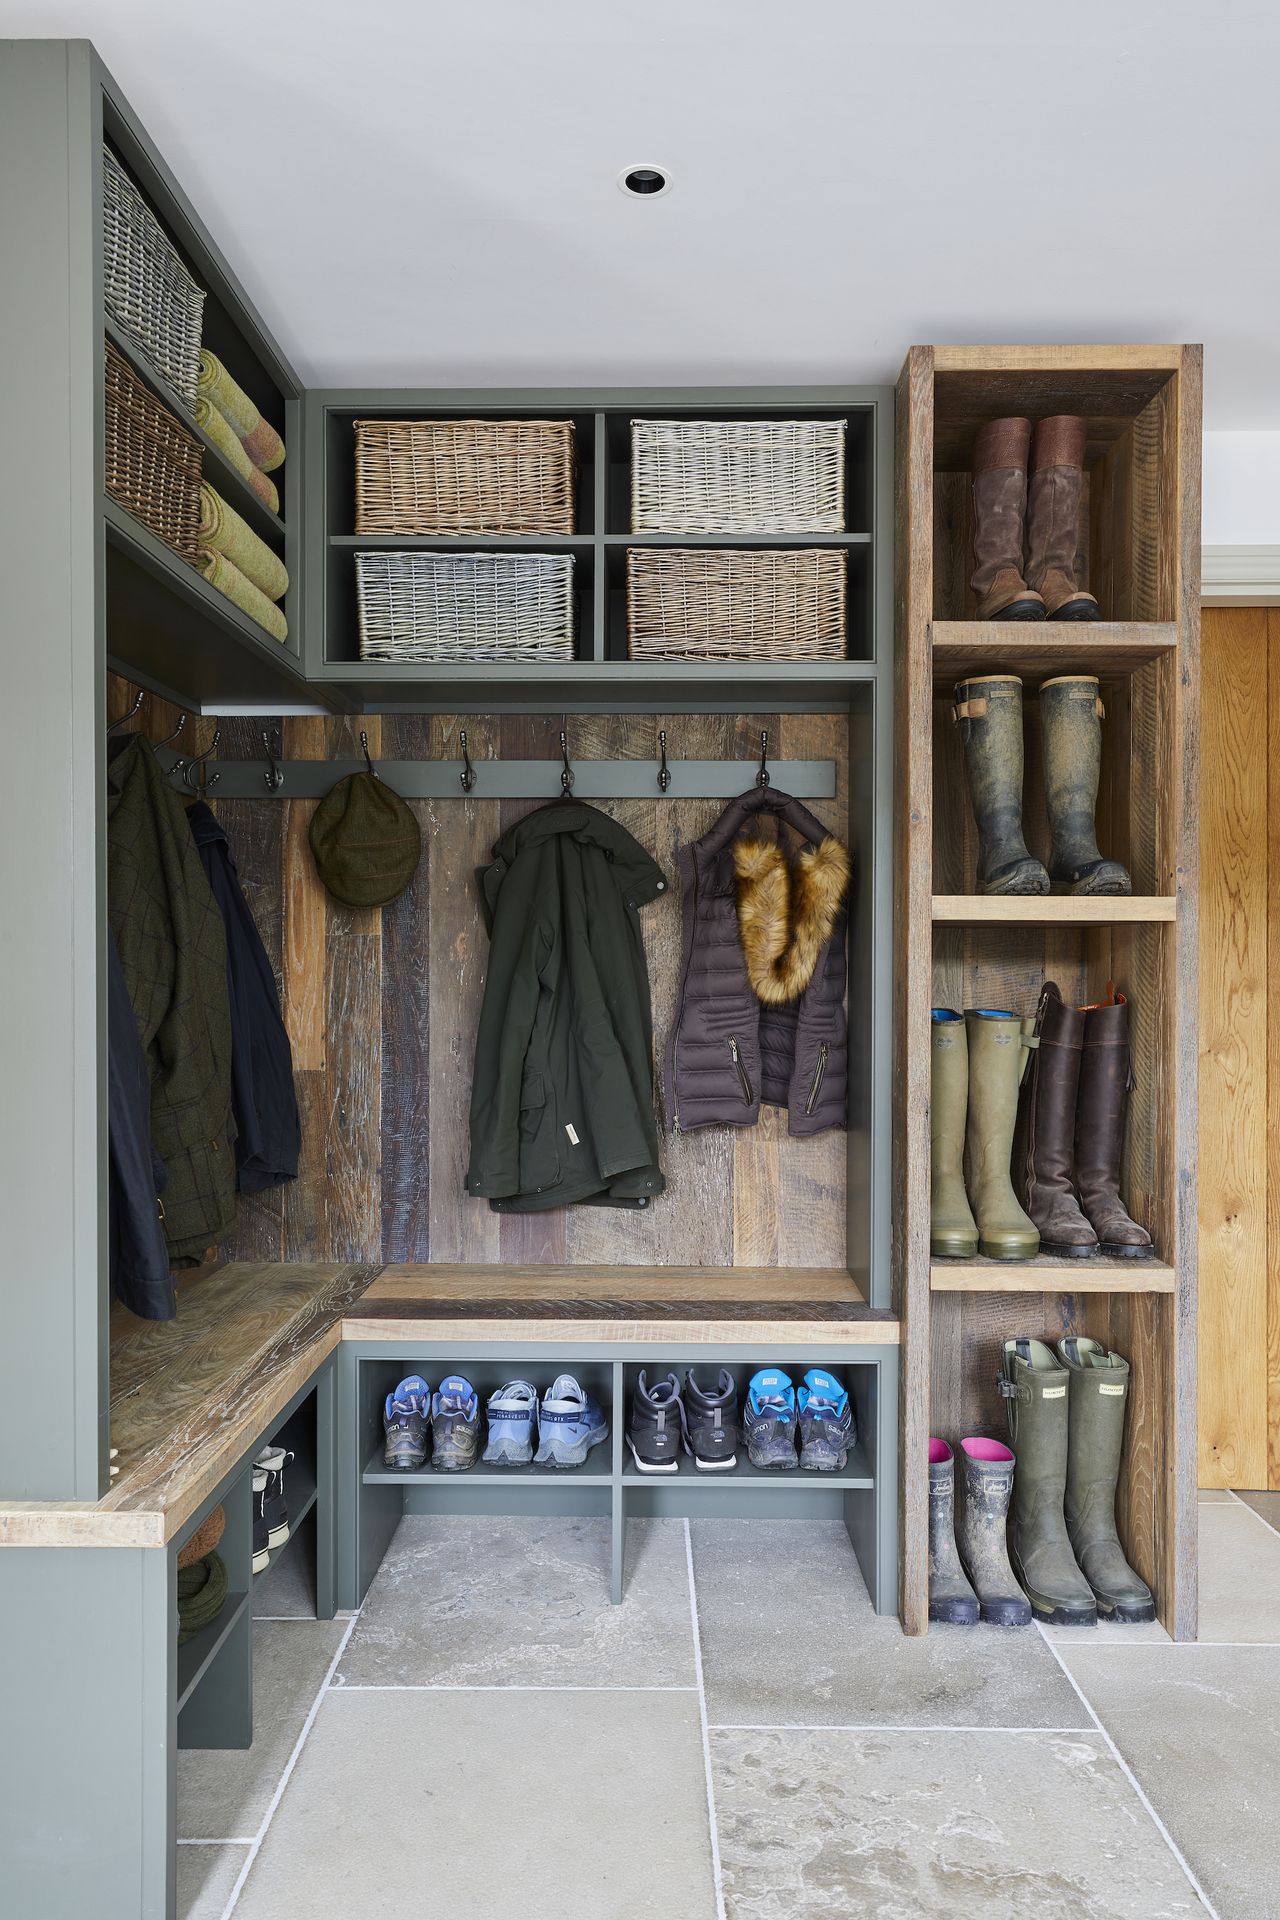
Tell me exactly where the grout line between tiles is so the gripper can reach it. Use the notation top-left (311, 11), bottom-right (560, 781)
top-left (708, 1723), bottom-right (1092, 1734)
top-left (1045, 1639), bottom-right (1280, 1650)
top-left (684, 1518), bottom-right (727, 1920)
top-left (330, 1683), bottom-right (699, 1692)
top-left (177, 1838), bottom-right (254, 1847)
top-left (1222, 1495), bottom-right (1280, 1544)
top-left (220, 1611), bottom-right (358, 1920)
top-left (1037, 1625), bottom-right (1221, 1918)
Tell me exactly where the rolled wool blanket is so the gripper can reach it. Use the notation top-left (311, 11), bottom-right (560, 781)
top-left (197, 350), bottom-right (285, 471)
top-left (195, 396), bottom-right (280, 513)
top-left (176, 1550), bottom-right (229, 1644)
top-left (177, 1502), bottom-right (226, 1573)
top-left (197, 548), bottom-right (289, 643)
top-left (199, 483), bottom-right (289, 602)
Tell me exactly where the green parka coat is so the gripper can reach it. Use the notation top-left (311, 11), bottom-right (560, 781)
top-left (466, 802), bottom-right (667, 1212)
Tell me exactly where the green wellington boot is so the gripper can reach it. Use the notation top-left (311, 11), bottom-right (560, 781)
top-left (1039, 676), bottom-right (1132, 895)
top-left (1001, 1337), bottom-right (1097, 1626)
top-left (965, 1011), bottom-right (1040, 1260)
top-left (1056, 1336), bottom-right (1156, 1622)
top-left (953, 676), bottom-right (1050, 895)
top-left (931, 1010), bottom-right (979, 1258)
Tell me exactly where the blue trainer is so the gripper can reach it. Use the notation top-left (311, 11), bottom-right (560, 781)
top-left (744, 1369), bottom-right (798, 1470)
top-left (797, 1368), bottom-right (854, 1471)
top-left (483, 1379), bottom-right (538, 1466)
top-left (383, 1375), bottom-right (431, 1471)
top-left (431, 1375), bottom-right (481, 1472)
top-left (534, 1374), bottom-right (609, 1469)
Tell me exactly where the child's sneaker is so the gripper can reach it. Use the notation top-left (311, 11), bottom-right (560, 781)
top-left (254, 1444), bottom-right (294, 1547)
top-left (383, 1375), bottom-right (431, 1471)
top-left (797, 1368), bottom-right (853, 1471)
top-left (535, 1374), bottom-right (609, 1469)
top-left (432, 1375), bottom-right (481, 1471)
top-left (251, 1467), bottom-right (271, 1573)
top-left (683, 1368), bottom-right (739, 1471)
top-left (627, 1371), bottom-right (683, 1473)
top-left (483, 1380), bottom-right (538, 1466)
top-left (744, 1369), bottom-right (798, 1470)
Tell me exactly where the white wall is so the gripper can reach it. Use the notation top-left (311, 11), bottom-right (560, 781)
top-left (1201, 433), bottom-right (1280, 602)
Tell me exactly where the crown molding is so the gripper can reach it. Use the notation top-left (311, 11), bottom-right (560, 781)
top-left (1201, 544), bottom-right (1280, 605)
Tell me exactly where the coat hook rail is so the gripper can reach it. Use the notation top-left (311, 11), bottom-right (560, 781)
top-left (154, 750), bottom-right (836, 802)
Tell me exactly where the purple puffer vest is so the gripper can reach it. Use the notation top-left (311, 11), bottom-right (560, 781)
top-left (662, 788), bottom-right (849, 1136)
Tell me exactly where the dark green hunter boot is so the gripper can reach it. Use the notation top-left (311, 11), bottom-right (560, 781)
top-left (965, 1012), bottom-right (1040, 1260)
top-left (931, 1010), bottom-right (979, 1258)
top-left (1039, 676), bottom-right (1132, 895)
top-left (953, 676), bottom-right (1050, 895)
top-left (1001, 1337), bottom-right (1097, 1625)
top-left (1056, 1336), bottom-right (1155, 1622)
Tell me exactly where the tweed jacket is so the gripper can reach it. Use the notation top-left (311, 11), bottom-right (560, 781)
top-left (107, 737), bottom-right (236, 1265)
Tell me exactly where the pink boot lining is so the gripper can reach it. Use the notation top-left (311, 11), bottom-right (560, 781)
top-left (961, 1437), bottom-right (1014, 1462)
top-left (928, 1437), bottom-right (952, 1463)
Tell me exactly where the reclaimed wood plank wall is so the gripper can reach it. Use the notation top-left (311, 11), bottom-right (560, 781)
top-left (107, 678), bottom-right (849, 1271)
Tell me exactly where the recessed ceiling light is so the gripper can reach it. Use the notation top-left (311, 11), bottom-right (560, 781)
top-left (618, 165), bottom-right (672, 199)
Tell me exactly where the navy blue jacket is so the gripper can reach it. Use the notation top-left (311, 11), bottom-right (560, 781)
top-left (187, 803), bottom-right (300, 1194)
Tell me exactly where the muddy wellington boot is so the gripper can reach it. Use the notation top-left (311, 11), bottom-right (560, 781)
top-left (928, 1439), bottom-right (979, 1625)
top-left (953, 676), bottom-right (1050, 895)
top-left (931, 1010), bottom-right (979, 1258)
top-left (1056, 1337), bottom-right (1155, 1623)
top-left (965, 1011), bottom-right (1040, 1260)
top-left (1025, 415), bottom-right (1100, 620)
top-left (1012, 981), bottom-right (1098, 1257)
top-left (1076, 990), bottom-right (1153, 1257)
top-left (957, 1438), bottom-right (1033, 1627)
top-left (970, 416), bottom-right (1045, 620)
top-left (1001, 1338), bottom-right (1097, 1626)
top-left (1040, 676), bottom-right (1132, 895)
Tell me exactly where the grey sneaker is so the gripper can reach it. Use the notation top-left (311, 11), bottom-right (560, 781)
top-left (483, 1380), bottom-right (538, 1466)
top-left (683, 1368), bottom-right (739, 1471)
top-left (744, 1369), bottom-right (798, 1470)
top-left (431, 1375), bottom-right (480, 1472)
top-left (534, 1375), bottom-right (609, 1469)
top-left (254, 1444), bottom-right (294, 1546)
top-left (628, 1371), bottom-right (683, 1473)
top-left (383, 1375), bottom-right (431, 1471)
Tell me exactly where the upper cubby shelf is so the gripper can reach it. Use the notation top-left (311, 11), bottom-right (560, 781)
top-left (305, 388), bottom-right (893, 706)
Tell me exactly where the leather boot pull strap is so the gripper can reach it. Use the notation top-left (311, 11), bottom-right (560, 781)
top-left (952, 697), bottom-right (988, 721)
top-left (1096, 697), bottom-right (1105, 719)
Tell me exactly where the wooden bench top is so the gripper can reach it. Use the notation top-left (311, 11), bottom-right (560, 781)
top-left (0, 1261), bottom-right (896, 1549)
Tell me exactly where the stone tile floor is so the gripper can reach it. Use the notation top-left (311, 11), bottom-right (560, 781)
top-left (180, 1490), bottom-right (1280, 1919)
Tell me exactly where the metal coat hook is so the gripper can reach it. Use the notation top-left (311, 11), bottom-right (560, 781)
top-left (756, 729), bottom-right (771, 789)
top-left (459, 729), bottom-right (476, 793)
top-left (559, 730), bottom-right (574, 794)
top-left (657, 730), bottom-right (671, 792)
top-left (360, 730), bottom-right (378, 779)
top-left (156, 712), bottom-right (187, 750)
top-left (182, 723), bottom-right (221, 796)
top-left (107, 688), bottom-right (145, 736)
top-left (262, 727), bottom-right (284, 793)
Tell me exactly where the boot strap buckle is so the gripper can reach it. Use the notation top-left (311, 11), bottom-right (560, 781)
top-left (997, 1377), bottom-right (1017, 1399)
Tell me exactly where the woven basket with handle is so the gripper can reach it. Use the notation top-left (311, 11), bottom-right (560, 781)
top-left (104, 338), bottom-right (203, 562)
top-left (627, 547), bottom-right (846, 662)
top-left (354, 419), bottom-right (576, 535)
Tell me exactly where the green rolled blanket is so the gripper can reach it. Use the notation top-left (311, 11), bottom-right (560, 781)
top-left (199, 484), bottom-right (289, 602)
top-left (197, 350), bottom-right (285, 471)
top-left (177, 1550), bottom-right (229, 1644)
top-left (197, 548), bottom-right (289, 643)
top-left (195, 396), bottom-right (280, 513)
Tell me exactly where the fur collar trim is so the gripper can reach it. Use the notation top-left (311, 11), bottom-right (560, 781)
top-left (732, 834), bottom-right (851, 1005)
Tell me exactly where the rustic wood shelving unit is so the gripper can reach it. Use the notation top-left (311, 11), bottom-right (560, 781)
top-left (894, 342), bottom-right (1201, 1638)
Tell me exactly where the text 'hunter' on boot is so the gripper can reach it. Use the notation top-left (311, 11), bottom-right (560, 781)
top-left (928, 1440), bottom-right (979, 1625)
top-left (1039, 676), bottom-right (1132, 895)
top-left (1076, 989), bottom-right (1153, 1258)
top-left (1013, 981), bottom-right (1098, 1257)
top-left (1057, 1337), bottom-right (1155, 1623)
top-left (957, 1438), bottom-right (1032, 1627)
top-left (1025, 415), bottom-right (1099, 621)
top-left (965, 1010), bottom-right (1040, 1261)
top-left (953, 676), bottom-right (1050, 896)
top-left (969, 416), bottom-right (1045, 621)
top-left (1002, 1338), bottom-right (1097, 1626)
top-left (931, 1010), bottom-right (978, 1258)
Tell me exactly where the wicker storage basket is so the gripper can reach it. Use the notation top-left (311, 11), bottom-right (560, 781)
top-left (627, 548), bottom-right (846, 662)
top-left (104, 338), bottom-right (203, 562)
top-left (354, 419), bottom-right (576, 535)
top-left (631, 418), bottom-right (846, 533)
top-left (102, 147), bottom-right (205, 414)
top-left (355, 551), bottom-right (575, 662)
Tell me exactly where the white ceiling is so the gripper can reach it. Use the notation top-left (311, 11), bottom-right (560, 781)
top-left (5, 0), bottom-right (1280, 425)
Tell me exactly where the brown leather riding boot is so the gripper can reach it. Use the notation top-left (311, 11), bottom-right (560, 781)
top-left (1025, 416), bottom-right (1099, 620)
top-left (970, 417), bottom-right (1045, 621)
top-left (1075, 990), bottom-right (1153, 1257)
top-left (1013, 981), bottom-right (1098, 1257)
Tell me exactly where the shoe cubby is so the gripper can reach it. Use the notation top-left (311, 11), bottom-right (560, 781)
top-left (341, 1343), bottom-right (897, 1611)
top-left (896, 344), bottom-right (1199, 1639)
